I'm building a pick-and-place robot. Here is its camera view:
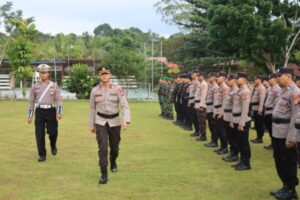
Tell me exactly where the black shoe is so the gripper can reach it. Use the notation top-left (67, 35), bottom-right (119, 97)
top-left (204, 142), bottom-right (218, 148)
top-left (110, 160), bottom-right (117, 173)
top-left (214, 148), bottom-right (222, 153)
top-left (184, 126), bottom-right (193, 131)
top-left (196, 135), bottom-right (207, 141)
top-left (38, 156), bottom-right (46, 162)
top-left (251, 138), bottom-right (263, 144)
top-left (231, 162), bottom-right (242, 168)
top-left (51, 146), bottom-right (57, 156)
top-left (99, 174), bottom-right (108, 184)
top-left (264, 144), bottom-right (273, 150)
top-left (235, 163), bottom-right (251, 171)
top-left (217, 148), bottom-right (229, 155)
top-left (270, 186), bottom-right (287, 196)
top-left (190, 131), bottom-right (200, 137)
top-left (222, 154), bottom-right (239, 162)
top-left (275, 189), bottom-right (298, 200)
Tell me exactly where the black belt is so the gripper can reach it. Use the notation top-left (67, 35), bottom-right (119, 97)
top-left (233, 113), bottom-right (241, 117)
top-left (214, 105), bottom-right (222, 109)
top-left (195, 100), bottom-right (200, 103)
top-left (295, 124), bottom-right (300, 129)
top-left (188, 97), bottom-right (195, 100)
top-left (251, 102), bottom-right (259, 106)
top-left (97, 112), bottom-right (119, 119)
top-left (265, 107), bottom-right (272, 111)
top-left (272, 118), bottom-right (290, 124)
top-left (206, 102), bottom-right (213, 106)
top-left (225, 109), bottom-right (232, 113)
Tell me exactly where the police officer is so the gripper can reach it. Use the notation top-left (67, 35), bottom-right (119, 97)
top-left (89, 68), bottom-right (131, 184)
top-left (165, 78), bottom-right (174, 120)
top-left (221, 74), bottom-right (239, 162)
top-left (263, 73), bottom-right (281, 150)
top-left (182, 74), bottom-right (193, 131)
top-left (230, 72), bottom-right (252, 170)
top-left (172, 75), bottom-right (182, 125)
top-left (27, 64), bottom-right (62, 162)
top-left (213, 71), bottom-right (230, 155)
top-left (189, 70), bottom-right (200, 136)
top-left (194, 71), bottom-right (208, 141)
top-left (250, 75), bottom-right (266, 144)
top-left (204, 73), bottom-right (219, 148)
top-left (270, 67), bottom-right (299, 199)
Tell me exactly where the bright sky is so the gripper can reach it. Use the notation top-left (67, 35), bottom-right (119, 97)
top-left (7, 0), bottom-right (180, 37)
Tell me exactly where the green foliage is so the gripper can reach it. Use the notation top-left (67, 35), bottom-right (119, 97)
top-left (94, 23), bottom-right (114, 37)
top-left (103, 48), bottom-right (146, 81)
top-left (65, 64), bottom-right (97, 99)
top-left (13, 66), bottom-right (33, 81)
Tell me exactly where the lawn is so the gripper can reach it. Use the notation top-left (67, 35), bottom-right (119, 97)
top-left (0, 100), bottom-right (296, 200)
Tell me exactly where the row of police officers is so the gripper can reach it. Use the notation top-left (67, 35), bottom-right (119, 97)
top-left (161, 67), bottom-right (300, 200)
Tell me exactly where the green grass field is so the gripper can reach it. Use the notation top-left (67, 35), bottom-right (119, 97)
top-left (0, 100), bottom-right (298, 200)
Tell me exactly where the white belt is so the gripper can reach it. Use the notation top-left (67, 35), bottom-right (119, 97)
top-left (36, 104), bottom-right (54, 109)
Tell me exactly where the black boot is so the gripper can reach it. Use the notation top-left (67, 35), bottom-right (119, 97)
top-left (217, 148), bottom-right (229, 155)
top-left (264, 144), bottom-right (273, 150)
top-left (38, 156), bottom-right (46, 162)
top-left (99, 167), bottom-right (108, 184)
top-left (110, 159), bottom-right (117, 173)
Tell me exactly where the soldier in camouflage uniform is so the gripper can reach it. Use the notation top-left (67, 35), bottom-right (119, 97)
top-left (158, 78), bottom-right (164, 116)
top-left (164, 78), bottom-right (174, 120)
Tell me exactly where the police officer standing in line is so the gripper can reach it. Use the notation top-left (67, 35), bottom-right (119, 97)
top-left (213, 72), bottom-right (230, 155)
top-left (221, 74), bottom-right (240, 162)
top-left (230, 72), bottom-right (252, 170)
top-left (250, 76), bottom-right (267, 144)
top-left (189, 70), bottom-right (200, 136)
top-left (270, 67), bottom-right (300, 200)
top-left (182, 74), bottom-right (193, 131)
top-left (263, 73), bottom-right (281, 150)
top-left (172, 75), bottom-right (182, 125)
top-left (204, 73), bottom-right (220, 148)
top-left (194, 71), bottom-right (208, 141)
top-left (89, 68), bottom-right (131, 184)
top-left (27, 64), bottom-right (62, 162)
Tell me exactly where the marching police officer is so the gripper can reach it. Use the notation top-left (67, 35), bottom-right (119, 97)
top-left (89, 68), bottom-right (131, 184)
top-left (27, 64), bottom-right (62, 162)
top-left (271, 67), bottom-right (299, 199)
top-left (263, 73), bottom-right (281, 150)
top-left (250, 75), bottom-right (267, 144)
top-left (230, 72), bottom-right (252, 170)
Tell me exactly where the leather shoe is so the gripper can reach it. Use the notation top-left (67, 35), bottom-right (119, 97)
top-left (231, 162), bottom-right (243, 168)
top-left (264, 144), bottom-right (273, 150)
top-left (275, 189), bottom-right (298, 200)
top-left (51, 146), bottom-right (57, 156)
top-left (204, 142), bottom-right (218, 148)
top-left (222, 154), bottom-right (239, 162)
top-left (251, 138), bottom-right (263, 144)
top-left (190, 132), bottom-right (200, 137)
top-left (196, 135), bottom-right (207, 141)
top-left (217, 148), bottom-right (228, 155)
top-left (270, 186), bottom-right (287, 196)
top-left (110, 160), bottom-right (117, 173)
top-left (38, 156), bottom-right (46, 162)
top-left (235, 163), bottom-right (251, 171)
top-left (99, 174), bottom-right (108, 184)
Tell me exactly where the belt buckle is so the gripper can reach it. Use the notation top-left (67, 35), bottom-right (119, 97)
top-left (40, 105), bottom-right (52, 109)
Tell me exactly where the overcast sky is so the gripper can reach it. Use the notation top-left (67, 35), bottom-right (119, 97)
top-left (6, 0), bottom-right (180, 37)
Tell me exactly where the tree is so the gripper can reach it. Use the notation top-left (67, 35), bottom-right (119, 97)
top-left (6, 18), bottom-right (36, 97)
top-left (94, 23), bottom-right (114, 37)
top-left (103, 47), bottom-right (146, 81)
top-left (65, 64), bottom-right (97, 99)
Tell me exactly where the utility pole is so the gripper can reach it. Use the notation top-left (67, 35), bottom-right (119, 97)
top-left (151, 38), bottom-right (154, 96)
